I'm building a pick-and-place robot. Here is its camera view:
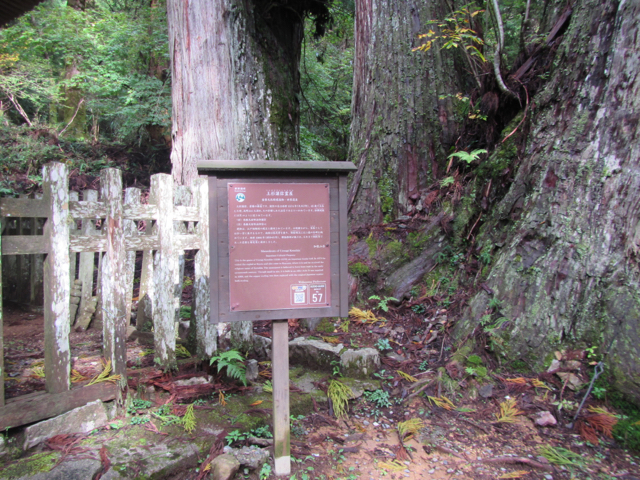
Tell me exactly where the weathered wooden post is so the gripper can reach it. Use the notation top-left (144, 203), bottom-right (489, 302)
top-left (43, 162), bottom-right (71, 394)
top-left (190, 176), bottom-right (215, 358)
top-left (123, 187), bottom-right (140, 325)
top-left (150, 174), bottom-right (177, 370)
top-left (100, 168), bottom-right (127, 381)
top-left (29, 193), bottom-right (44, 307)
top-left (77, 190), bottom-right (98, 325)
top-left (198, 160), bottom-right (355, 476)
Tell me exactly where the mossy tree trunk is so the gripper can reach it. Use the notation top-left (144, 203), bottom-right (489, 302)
top-left (347, 0), bottom-right (462, 228)
top-left (456, 0), bottom-right (640, 402)
top-left (167, 0), bottom-right (327, 185)
top-left (166, 0), bottom-right (329, 349)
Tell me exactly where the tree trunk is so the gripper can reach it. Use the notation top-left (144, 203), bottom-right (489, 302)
top-left (167, 0), bottom-right (328, 351)
top-left (456, 0), bottom-right (640, 402)
top-left (167, 0), bottom-right (313, 186)
top-left (347, 0), bottom-right (461, 228)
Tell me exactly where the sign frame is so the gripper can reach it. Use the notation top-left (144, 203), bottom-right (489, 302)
top-left (198, 160), bottom-right (356, 323)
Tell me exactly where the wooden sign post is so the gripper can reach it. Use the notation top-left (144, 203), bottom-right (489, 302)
top-left (198, 160), bottom-right (355, 475)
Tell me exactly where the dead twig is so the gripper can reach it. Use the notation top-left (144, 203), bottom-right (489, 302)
top-left (434, 444), bottom-right (469, 462)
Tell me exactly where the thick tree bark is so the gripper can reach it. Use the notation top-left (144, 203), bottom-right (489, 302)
top-left (347, 0), bottom-right (462, 228)
top-left (457, 0), bottom-right (640, 402)
top-left (167, 0), bottom-right (328, 350)
top-left (167, 0), bottom-right (310, 186)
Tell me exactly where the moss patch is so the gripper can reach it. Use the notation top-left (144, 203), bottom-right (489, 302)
top-left (0, 451), bottom-right (59, 478)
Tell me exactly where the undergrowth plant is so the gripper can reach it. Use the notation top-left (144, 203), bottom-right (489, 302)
top-left (210, 350), bottom-right (247, 386)
top-left (328, 380), bottom-right (355, 419)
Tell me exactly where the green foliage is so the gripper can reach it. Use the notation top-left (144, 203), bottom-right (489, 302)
top-left (250, 425), bottom-right (273, 439)
top-left (127, 398), bottom-right (152, 415)
top-left (210, 350), bottom-right (247, 386)
top-left (300, 1), bottom-right (354, 162)
top-left (328, 380), bottom-right (355, 419)
top-left (179, 305), bottom-right (191, 319)
top-left (364, 389), bottom-right (392, 409)
top-left (447, 149), bottom-right (487, 165)
top-left (0, 0), bottom-right (170, 143)
top-left (182, 403), bottom-right (196, 433)
top-left (348, 262), bottom-right (370, 277)
top-left (225, 429), bottom-right (247, 446)
top-left (259, 463), bottom-right (272, 480)
top-left (375, 338), bottom-right (391, 351)
top-left (368, 295), bottom-right (398, 312)
top-left (440, 176), bottom-right (455, 188)
top-left (130, 416), bottom-right (149, 425)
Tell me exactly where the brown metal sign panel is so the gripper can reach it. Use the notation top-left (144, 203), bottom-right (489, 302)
top-left (228, 183), bottom-right (331, 312)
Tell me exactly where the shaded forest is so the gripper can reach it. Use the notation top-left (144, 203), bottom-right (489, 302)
top-left (2, 0), bottom-right (640, 455)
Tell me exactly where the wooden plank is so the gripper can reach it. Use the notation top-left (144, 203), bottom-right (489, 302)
top-left (150, 174), bottom-right (177, 370)
top-left (69, 192), bottom-right (79, 287)
top-left (78, 190), bottom-right (98, 316)
top-left (30, 194), bottom-right (44, 306)
top-left (0, 198), bottom-right (48, 218)
top-left (173, 205), bottom-right (198, 222)
top-left (100, 168), bottom-right (127, 383)
top-left (123, 188), bottom-right (140, 325)
top-left (69, 235), bottom-right (108, 253)
top-left (209, 177), bottom-right (219, 325)
top-left (1, 236), bottom-right (47, 255)
top-left (0, 383), bottom-right (117, 431)
top-left (69, 201), bottom-right (108, 219)
top-left (123, 204), bottom-right (158, 220)
top-left (272, 319), bottom-right (290, 476)
top-left (173, 235), bottom-right (201, 251)
top-left (173, 186), bottom-right (192, 332)
top-left (43, 162), bottom-right (71, 395)
top-left (198, 160), bottom-right (356, 173)
top-left (191, 176), bottom-right (215, 359)
top-left (338, 176), bottom-right (349, 318)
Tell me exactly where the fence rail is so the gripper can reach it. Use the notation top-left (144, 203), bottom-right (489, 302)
top-left (0, 162), bottom-right (214, 429)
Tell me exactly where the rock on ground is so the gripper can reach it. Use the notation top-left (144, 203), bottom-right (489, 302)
top-left (23, 400), bottom-right (110, 450)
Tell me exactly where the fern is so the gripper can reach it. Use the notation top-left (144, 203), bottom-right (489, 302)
top-left (397, 418), bottom-right (424, 443)
top-left (182, 403), bottom-right (196, 433)
top-left (328, 380), bottom-right (355, 419)
top-left (496, 397), bottom-right (523, 423)
top-left (447, 148), bottom-right (487, 164)
top-left (210, 350), bottom-right (247, 386)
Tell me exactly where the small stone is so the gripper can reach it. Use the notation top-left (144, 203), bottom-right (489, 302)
top-left (428, 469), bottom-right (435, 474)
top-left (443, 460), bottom-right (448, 465)
top-left (373, 422), bottom-right (379, 427)
top-left (535, 411), bottom-right (557, 427)
top-left (544, 475), bottom-right (553, 480)
top-left (210, 454), bottom-right (240, 480)
top-left (363, 420), bottom-right (370, 426)
top-left (447, 468), bottom-right (454, 473)
top-left (547, 359), bottom-right (561, 372)
top-left (478, 384), bottom-right (494, 398)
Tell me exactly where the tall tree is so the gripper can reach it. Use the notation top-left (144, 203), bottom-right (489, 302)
top-left (347, 0), bottom-right (462, 229)
top-left (457, 0), bottom-right (640, 402)
top-left (167, 0), bottom-right (330, 186)
top-left (166, 0), bottom-right (330, 349)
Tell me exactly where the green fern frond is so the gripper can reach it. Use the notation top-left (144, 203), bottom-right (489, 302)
top-left (182, 403), bottom-right (196, 433)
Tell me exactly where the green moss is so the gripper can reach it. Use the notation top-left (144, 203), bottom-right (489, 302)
top-left (315, 317), bottom-right (336, 333)
top-left (0, 452), bottom-right (59, 478)
top-left (365, 235), bottom-right (380, 258)
top-left (407, 231), bottom-right (430, 255)
top-left (349, 262), bottom-right (370, 277)
top-left (383, 240), bottom-right (409, 265)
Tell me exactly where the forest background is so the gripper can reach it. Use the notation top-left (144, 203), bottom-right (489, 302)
top-left (1, 0), bottom-right (640, 435)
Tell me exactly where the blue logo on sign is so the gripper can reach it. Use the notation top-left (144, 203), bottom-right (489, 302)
top-left (235, 193), bottom-right (246, 202)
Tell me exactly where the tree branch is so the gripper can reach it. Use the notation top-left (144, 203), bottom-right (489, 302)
top-left (490, 0), bottom-right (517, 99)
top-left (59, 98), bottom-right (85, 136)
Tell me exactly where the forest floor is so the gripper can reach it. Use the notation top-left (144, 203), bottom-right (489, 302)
top-left (2, 303), bottom-right (640, 480)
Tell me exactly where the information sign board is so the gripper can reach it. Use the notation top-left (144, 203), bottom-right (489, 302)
top-left (199, 160), bottom-right (356, 323)
top-left (227, 182), bottom-right (331, 311)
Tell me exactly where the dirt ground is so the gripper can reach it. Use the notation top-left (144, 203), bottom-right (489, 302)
top-left (2, 304), bottom-right (640, 480)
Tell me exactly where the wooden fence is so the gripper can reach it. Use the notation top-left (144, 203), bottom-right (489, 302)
top-left (0, 162), bottom-right (215, 429)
